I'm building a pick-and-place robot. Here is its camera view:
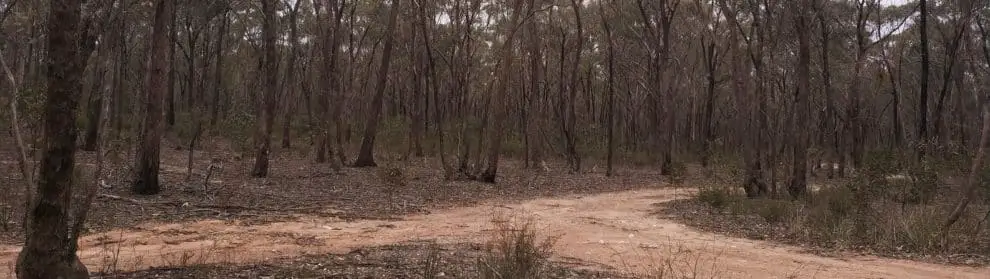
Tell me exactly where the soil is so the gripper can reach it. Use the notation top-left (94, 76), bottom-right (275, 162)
top-left (1, 186), bottom-right (987, 278)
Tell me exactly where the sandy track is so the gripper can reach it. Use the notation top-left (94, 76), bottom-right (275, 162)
top-left (0, 186), bottom-right (986, 278)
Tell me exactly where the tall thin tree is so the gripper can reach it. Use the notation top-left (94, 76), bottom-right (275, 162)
top-left (354, 0), bottom-right (401, 167)
top-left (133, 0), bottom-right (174, 195)
top-left (251, 0), bottom-right (279, 177)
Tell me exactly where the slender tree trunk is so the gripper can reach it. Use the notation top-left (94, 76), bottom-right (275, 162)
top-left (945, 104), bottom-right (990, 230)
top-left (82, 67), bottom-right (105, 151)
top-left (479, 0), bottom-right (526, 183)
top-left (211, 11), bottom-right (227, 127)
top-left (165, 9), bottom-right (176, 128)
top-left (788, 1), bottom-right (812, 198)
top-left (354, 0), bottom-right (401, 167)
top-left (16, 0), bottom-right (91, 277)
top-left (133, 0), bottom-right (174, 195)
top-left (601, 3), bottom-right (615, 177)
top-left (251, 0), bottom-right (279, 177)
top-left (918, 0), bottom-right (931, 158)
top-left (281, 0), bottom-right (302, 149)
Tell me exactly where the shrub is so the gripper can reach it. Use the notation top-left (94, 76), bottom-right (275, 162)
top-left (667, 160), bottom-right (688, 185)
top-left (697, 186), bottom-right (734, 210)
top-left (756, 199), bottom-right (793, 226)
top-left (477, 215), bottom-right (557, 279)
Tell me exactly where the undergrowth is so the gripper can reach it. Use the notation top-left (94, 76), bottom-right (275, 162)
top-left (685, 151), bottom-right (990, 264)
top-left (476, 214), bottom-right (558, 279)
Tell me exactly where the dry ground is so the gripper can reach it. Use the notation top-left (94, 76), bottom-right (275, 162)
top-left (2, 185), bottom-right (987, 278)
top-left (1, 139), bottom-right (988, 278)
top-left (0, 137), bottom-right (661, 245)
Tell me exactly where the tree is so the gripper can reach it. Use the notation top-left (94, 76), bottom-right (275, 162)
top-left (251, 0), bottom-right (279, 177)
top-left (133, 0), bottom-right (175, 195)
top-left (354, 0), bottom-right (401, 167)
top-left (917, 0), bottom-right (931, 157)
top-left (600, 0), bottom-right (616, 177)
top-left (788, 0), bottom-right (813, 198)
top-left (16, 0), bottom-right (92, 277)
top-left (281, 0), bottom-right (303, 149)
top-left (477, 0), bottom-right (529, 182)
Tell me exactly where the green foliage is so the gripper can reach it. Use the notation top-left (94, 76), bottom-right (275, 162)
top-left (217, 108), bottom-right (256, 153)
top-left (697, 186), bottom-right (735, 210)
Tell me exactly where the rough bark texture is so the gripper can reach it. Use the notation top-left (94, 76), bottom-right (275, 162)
top-left (354, 0), bottom-right (400, 168)
top-left (133, 0), bottom-right (174, 195)
top-left (16, 0), bottom-right (90, 277)
top-left (251, 0), bottom-right (279, 177)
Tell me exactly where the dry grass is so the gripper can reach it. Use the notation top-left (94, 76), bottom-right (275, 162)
top-left (476, 213), bottom-right (559, 279)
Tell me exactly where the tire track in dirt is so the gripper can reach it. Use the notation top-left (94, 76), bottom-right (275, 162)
top-left (0, 186), bottom-right (986, 278)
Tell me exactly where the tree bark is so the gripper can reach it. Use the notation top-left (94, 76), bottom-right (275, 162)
top-left (354, 0), bottom-right (401, 167)
top-left (479, 0), bottom-right (526, 183)
top-left (251, 0), bottom-right (279, 177)
top-left (944, 104), bottom-right (990, 230)
top-left (917, 0), bottom-right (930, 158)
top-left (133, 0), bottom-right (174, 195)
top-left (601, 2), bottom-right (615, 177)
top-left (281, 0), bottom-right (302, 149)
top-left (16, 0), bottom-right (90, 277)
top-left (788, 0), bottom-right (812, 198)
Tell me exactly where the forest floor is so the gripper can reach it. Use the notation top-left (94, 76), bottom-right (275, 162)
top-left (0, 141), bottom-right (988, 278)
top-left (1, 182), bottom-right (987, 278)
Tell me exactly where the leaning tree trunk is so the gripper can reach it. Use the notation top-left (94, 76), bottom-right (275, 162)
top-left (133, 0), bottom-right (174, 195)
top-left (945, 104), bottom-right (990, 231)
top-left (353, 0), bottom-right (400, 167)
top-left (16, 0), bottom-right (90, 277)
top-left (251, 0), bottom-right (279, 177)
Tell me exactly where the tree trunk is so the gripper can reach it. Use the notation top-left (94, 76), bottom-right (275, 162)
top-left (354, 0), bottom-right (401, 167)
top-left (917, 0), bottom-right (930, 158)
top-left (211, 11), bottom-right (227, 127)
top-left (788, 1), bottom-right (812, 198)
top-left (251, 0), bottom-right (279, 177)
top-left (133, 0), bottom-right (174, 195)
top-left (944, 104), bottom-right (990, 230)
top-left (82, 67), bottom-right (105, 151)
top-left (602, 3), bottom-right (616, 177)
top-left (281, 0), bottom-right (302, 149)
top-left (16, 0), bottom-right (90, 277)
top-left (165, 9), bottom-right (177, 128)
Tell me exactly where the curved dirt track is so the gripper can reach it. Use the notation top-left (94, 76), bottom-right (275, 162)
top-left (0, 186), bottom-right (987, 278)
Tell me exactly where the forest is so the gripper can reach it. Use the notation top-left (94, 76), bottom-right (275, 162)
top-left (1, 0), bottom-right (990, 278)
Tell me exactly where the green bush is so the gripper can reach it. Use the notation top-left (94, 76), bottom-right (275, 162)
top-left (697, 186), bottom-right (734, 210)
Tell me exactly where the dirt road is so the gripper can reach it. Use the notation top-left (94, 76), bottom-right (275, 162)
top-left (0, 186), bottom-right (986, 278)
